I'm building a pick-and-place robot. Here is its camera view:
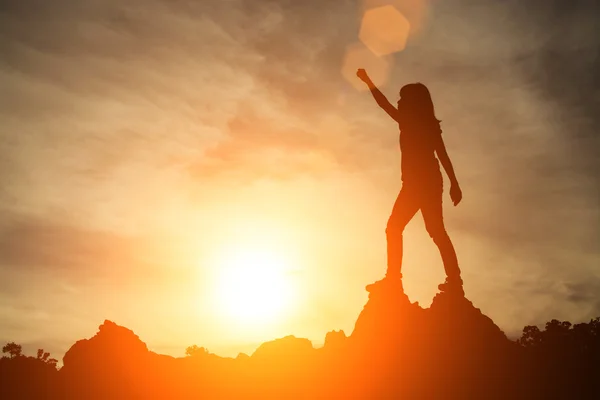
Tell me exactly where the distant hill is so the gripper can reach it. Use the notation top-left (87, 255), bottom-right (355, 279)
top-left (2, 281), bottom-right (600, 399)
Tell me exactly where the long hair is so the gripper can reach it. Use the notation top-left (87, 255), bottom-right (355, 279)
top-left (397, 83), bottom-right (441, 134)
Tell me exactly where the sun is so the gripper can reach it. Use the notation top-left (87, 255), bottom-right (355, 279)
top-left (213, 247), bottom-right (296, 325)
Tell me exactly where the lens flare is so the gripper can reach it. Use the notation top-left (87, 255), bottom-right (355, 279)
top-left (359, 5), bottom-right (411, 56)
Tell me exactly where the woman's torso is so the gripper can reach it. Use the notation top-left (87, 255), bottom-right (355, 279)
top-left (399, 123), bottom-right (442, 190)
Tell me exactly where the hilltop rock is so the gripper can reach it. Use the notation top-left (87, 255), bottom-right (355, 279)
top-left (323, 329), bottom-right (347, 351)
top-left (350, 280), bottom-right (508, 350)
top-left (62, 320), bottom-right (149, 372)
top-left (334, 279), bottom-right (519, 399)
top-left (251, 335), bottom-right (314, 361)
top-left (350, 279), bottom-right (420, 350)
top-left (60, 320), bottom-right (154, 398)
top-left (427, 291), bottom-right (508, 346)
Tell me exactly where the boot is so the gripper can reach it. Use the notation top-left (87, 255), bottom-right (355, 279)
top-left (366, 273), bottom-right (403, 292)
top-left (438, 276), bottom-right (464, 296)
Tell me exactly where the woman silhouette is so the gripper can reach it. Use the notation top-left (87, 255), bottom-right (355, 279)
top-left (357, 69), bottom-right (464, 295)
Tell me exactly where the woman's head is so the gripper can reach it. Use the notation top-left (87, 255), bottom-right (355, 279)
top-left (397, 83), bottom-right (440, 129)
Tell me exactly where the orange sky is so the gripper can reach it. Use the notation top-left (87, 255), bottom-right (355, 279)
top-left (0, 0), bottom-right (599, 359)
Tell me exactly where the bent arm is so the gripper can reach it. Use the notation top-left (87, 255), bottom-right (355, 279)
top-left (363, 77), bottom-right (400, 122)
top-left (435, 136), bottom-right (459, 186)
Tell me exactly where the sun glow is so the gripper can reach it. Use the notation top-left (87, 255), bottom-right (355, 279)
top-left (213, 246), bottom-right (297, 326)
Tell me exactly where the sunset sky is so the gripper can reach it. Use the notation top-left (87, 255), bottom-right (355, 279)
top-left (1, 0), bottom-right (598, 360)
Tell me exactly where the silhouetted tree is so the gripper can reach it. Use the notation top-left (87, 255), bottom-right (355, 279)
top-left (517, 318), bottom-right (600, 352)
top-left (36, 348), bottom-right (58, 368)
top-left (1, 342), bottom-right (58, 367)
top-left (185, 345), bottom-right (208, 357)
top-left (517, 325), bottom-right (542, 347)
top-left (1, 342), bottom-right (22, 359)
top-left (1, 342), bottom-right (59, 399)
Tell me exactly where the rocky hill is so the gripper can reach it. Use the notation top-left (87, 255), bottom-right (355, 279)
top-left (3, 279), bottom-right (600, 399)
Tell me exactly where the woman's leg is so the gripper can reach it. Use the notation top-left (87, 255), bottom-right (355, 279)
top-left (420, 193), bottom-right (462, 285)
top-left (386, 187), bottom-right (420, 279)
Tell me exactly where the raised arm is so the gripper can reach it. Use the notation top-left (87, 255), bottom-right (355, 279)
top-left (356, 69), bottom-right (400, 122)
top-left (434, 135), bottom-right (463, 206)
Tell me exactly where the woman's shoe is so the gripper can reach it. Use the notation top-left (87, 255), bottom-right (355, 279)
top-left (438, 278), bottom-right (464, 296)
top-left (366, 274), bottom-right (403, 292)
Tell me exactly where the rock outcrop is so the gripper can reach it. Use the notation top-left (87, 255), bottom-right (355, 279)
top-left (48, 280), bottom-right (549, 399)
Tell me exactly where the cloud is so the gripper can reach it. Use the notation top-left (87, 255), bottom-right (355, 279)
top-left (0, 214), bottom-right (142, 277)
top-left (0, 0), bottom-right (387, 186)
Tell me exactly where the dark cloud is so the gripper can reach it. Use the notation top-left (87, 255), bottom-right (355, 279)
top-left (565, 281), bottom-right (600, 307)
top-left (0, 212), bottom-right (193, 294)
top-left (510, 0), bottom-right (600, 188)
top-left (0, 215), bottom-right (139, 273)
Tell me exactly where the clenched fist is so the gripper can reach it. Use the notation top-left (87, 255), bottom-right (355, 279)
top-left (356, 68), bottom-right (369, 83)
